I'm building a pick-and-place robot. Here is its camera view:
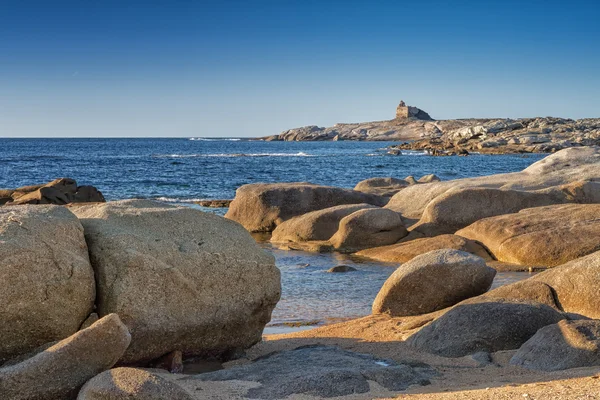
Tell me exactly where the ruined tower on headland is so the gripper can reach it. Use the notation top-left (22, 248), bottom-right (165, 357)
top-left (395, 100), bottom-right (433, 120)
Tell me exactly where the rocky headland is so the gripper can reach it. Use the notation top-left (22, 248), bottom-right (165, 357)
top-left (2, 147), bottom-right (600, 399)
top-left (260, 100), bottom-right (600, 155)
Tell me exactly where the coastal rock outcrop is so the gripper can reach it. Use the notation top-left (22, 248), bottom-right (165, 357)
top-left (509, 319), bottom-right (600, 371)
top-left (356, 234), bottom-right (492, 263)
top-left (407, 300), bottom-right (566, 357)
top-left (0, 314), bottom-right (131, 400)
top-left (225, 182), bottom-right (387, 232)
top-left (395, 100), bottom-right (433, 120)
top-left (3, 178), bottom-right (105, 206)
top-left (261, 101), bottom-right (438, 142)
top-left (411, 187), bottom-right (566, 236)
top-left (78, 367), bottom-right (193, 400)
top-left (457, 204), bottom-right (600, 266)
top-left (71, 200), bottom-right (281, 364)
top-left (271, 203), bottom-right (377, 243)
top-left (372, 250), bottom-right (496, 317)
top-left (189, 345), bottom-right (436, 399)
top-left (0, 205), bottom-right (95, 362)
top-left (259, 101), bottom-right (600, 152)
top-left (329, 208), bottom-right (408, 252)
top-left (385, 146), bottom-right (600, 221)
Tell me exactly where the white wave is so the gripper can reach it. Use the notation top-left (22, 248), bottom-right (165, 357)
top-left (154, 197), bottom-right (204, 203)
top-left (154, 152), bottom-right (313, 158)
top-left (189, 138), bottom-right (242, 141)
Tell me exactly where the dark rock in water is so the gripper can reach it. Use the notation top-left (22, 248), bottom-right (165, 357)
top-left (188, 345), bottom-right (436, 399)
top-left (510, 319), bottom-right (600, 371)
top-left (327, 265), bottom-right (357, 273)
top-left (195, 199), bottom-right (233, 208)
top-left (4, 178), bottom-right (105, 206)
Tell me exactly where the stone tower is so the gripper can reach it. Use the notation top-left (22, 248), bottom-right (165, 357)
top-left (395, 100), bottom-right (433, 120)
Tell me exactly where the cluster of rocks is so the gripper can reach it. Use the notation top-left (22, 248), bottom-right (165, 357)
top-left (390, 115), bottom-right (600, 155)
top-left (0, 178), bottom-right (105, 206)
top-left (260, 101), bottom-right (437, 142)
top-left (226, 147), bottom-right (600, 268)
top-left (258, 101), bottom-right (600, 155)
top-left (372, 248), bottom-right (600, 372)
top-left (223, 146), bottom-right (600, 373)
top-left (0, 200), bottom-right (281, 399)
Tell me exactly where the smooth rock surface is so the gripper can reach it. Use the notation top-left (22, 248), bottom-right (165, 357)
top-left (510, 319), bottom-right (600, 371)
top-left (78, 367), bottom-right (193, 400)
top-left (330, 208), bottom-right (408, 252)
top-left (386, 147), bottom-right (600, 220)
top-left (225, 182), bottom-right (387, 232)
top-left (529, 251), bottom-right (600, 318)
top-left (0, 205), bottom-right (95, 362)
top-left (71, 200), bottom-right (281, 364)
top-left (411, 187), bottom-right (566, 236)
top-left (457, 203), bottom-right (600, 266)
top-left (188, 345), bottom-right (436, 399)
top-left (476, 280), bottom-right (558, 309)
top-left (372, 250), bottom-right (496, 316)
top-left (356, 234), bottom-right (492, 263)
top-left (0, 314), bottom-right (131, 400)
top-left (270, 203), bottom-right (377, 243)
top-left (354, 177), bottom-right (408, 197)
top-left (407, 300), bottom-right (566, 357)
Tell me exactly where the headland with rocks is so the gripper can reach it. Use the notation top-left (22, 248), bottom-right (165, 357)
top-left (1, 146), bottom-right (600, 399)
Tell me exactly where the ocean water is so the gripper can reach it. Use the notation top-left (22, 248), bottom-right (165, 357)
top-left (0, 138), bottom-right (544, 330)
top-left (0, 138), bottom-right (545, 201)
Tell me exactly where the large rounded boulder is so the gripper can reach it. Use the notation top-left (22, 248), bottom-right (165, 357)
top-left (78, 367), bottom-right (193, 400)
top-left (457, 204), bottom-right (600, 267)
top-left (225, 182), bottom-right (387, 232)
top-left (510, 319), bottom-right (600, 371)
top-left (330, 208), bottom-right (408, 252)
top-left (356, 234), bottom-right (491, 263)
top-left (529, 250), bottom-right (600, 318)
top-left (385, 146), bottom-right (600, 220)
top-left (0, 205), bottom-right (95, 362)
top-left (372, 250), bottom-right (496, 316)
top-left (407, 300), bottom-right (566, 357)
top-left (0, 314), bottom-right (130, 400)
top-left (70, 200), bottom-right (281, 364)
top-left (353, 177), bottom-right (408, 197)
top-left (411, 187), bottom-right (563, 236)
top-left (270, 203), bottom-right (377, 244)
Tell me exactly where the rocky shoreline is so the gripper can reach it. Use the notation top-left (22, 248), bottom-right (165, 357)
top-left (259, 101), bottom-right (600, 155)
top-left (1, 146), bottom-right (600, 399)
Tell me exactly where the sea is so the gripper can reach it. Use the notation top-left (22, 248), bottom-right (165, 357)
top-left (0, 138), bottom-right (547, 332)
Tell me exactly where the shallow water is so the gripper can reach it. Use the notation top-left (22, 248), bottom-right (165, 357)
top-left (263, 243), bottom-right (534, 333)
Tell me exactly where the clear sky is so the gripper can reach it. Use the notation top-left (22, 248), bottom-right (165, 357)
top-left (1, 0), bottom-right (599, 138)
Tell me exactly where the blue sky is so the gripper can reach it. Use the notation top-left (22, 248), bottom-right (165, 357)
top-left (0, 0), bottom-right (599, 137)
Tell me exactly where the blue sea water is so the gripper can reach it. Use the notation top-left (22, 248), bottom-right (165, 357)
top-left (0, 138), bottom-right (545, 201)
top-left (0, 138), bottom-right (544, 329)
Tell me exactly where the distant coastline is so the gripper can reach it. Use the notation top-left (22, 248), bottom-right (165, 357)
top-left (257, 100), bottom-right (600, 155)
